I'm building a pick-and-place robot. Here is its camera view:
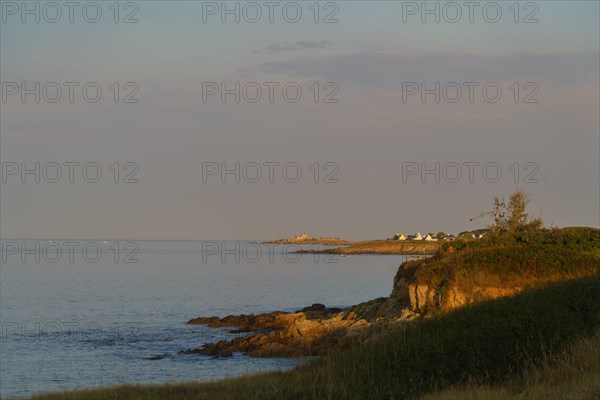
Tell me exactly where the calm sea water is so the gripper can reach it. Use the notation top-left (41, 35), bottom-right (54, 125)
top-left (0, 240), bottom-right (405, 398)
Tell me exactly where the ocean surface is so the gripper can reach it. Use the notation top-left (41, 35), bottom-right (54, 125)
top-left (0, 240), bottom-right (406, 398)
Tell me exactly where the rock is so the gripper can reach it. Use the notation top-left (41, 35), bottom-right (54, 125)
top-left (387, 259), bottom-right (528, 314)
top-left (297, 303), bottom-right (343, 313)
top-left (184, 307), bottom-right (364, 357)
top-left (408, 283), bottom-right (433, 312)
top-left (185, 254), bottom-right (531, 358)
top-left (299, 303), bottom-right (326, 312)
top-left (187, 311), bottom-right (287, 332)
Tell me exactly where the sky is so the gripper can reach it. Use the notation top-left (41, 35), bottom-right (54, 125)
top-left (1, 0), bottom-right (599, 240)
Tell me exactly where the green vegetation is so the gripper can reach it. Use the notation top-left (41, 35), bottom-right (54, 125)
top-left (25, 274), bottom-right (600, 400)
top-left (399, 192), bottom-right (599, 302)
top-left (406, 227), bottom-right (600, 294)
top-left (473, 190), bottom-right (543, 234)
top-left (423, 328), bottom-right (600, 400)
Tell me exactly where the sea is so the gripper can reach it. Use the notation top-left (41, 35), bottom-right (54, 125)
top-left (0, 240), bottom-right (406, 398)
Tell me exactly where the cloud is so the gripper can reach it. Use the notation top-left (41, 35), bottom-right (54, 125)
top-left (259, 40), bottom-right (331, 54)
top-left (233, 49), bottom-right (600, 89)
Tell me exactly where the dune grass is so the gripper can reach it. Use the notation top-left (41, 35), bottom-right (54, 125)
top-left (22, 273), bottom-right (600, 400)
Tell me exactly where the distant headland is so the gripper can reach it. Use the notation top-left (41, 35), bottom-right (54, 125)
top-left (263, 233), bottom-right (440, 254)
top-left (262, 233), bottom-right (352, 246)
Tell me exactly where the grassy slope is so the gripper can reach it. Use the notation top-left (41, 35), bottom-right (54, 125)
top-left (423, 329), bottom-right (600, 400)
top-left (25, 273), bottom-right (600, 400)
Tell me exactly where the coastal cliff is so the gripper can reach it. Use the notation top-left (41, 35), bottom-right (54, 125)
top-left (184, 227), bottom-right (600, 358)
top-left (390, 262), bottom-right (522, 314)
top-left (389, 227), bottom-right (600, 314)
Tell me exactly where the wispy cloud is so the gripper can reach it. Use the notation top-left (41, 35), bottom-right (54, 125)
top-left (258, 40), bottom-right (331, 54)
top-left (234, 49), bottom-right (599, 89)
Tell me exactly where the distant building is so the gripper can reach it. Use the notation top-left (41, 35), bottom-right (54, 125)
top-left (413, 232), bottom-right (423, 241)
top-left (424, 234), bottom-right (437, 241)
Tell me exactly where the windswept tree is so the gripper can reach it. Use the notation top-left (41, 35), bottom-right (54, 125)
top-left (473, 190), bottom-right (543, 233)
top-left (505, 190), bottom-right (534, 230)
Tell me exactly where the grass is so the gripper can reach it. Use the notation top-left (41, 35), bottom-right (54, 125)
top-left (423, 328), bottom-right (600, 400)
top-left (23, 273), bottom-right (600, 400)
top-left (399, 227), bottom-right (600, 309)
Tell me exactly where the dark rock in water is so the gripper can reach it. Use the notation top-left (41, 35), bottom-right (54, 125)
top-left (297, 303), bottom-right (342, 313)
top-left (212, 350), bottom-right (233, 358)
top-left (187, 311), bottom-right (287, 331)
top-left (299, 303), bottom-right (326, 312)
top-left (148, 355), bottom-right (165, 360)
top-left (179, 348), bottom-right (198, 355)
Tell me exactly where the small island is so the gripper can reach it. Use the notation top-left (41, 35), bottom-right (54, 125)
top-left (263, 233), bottom-right (352, 246)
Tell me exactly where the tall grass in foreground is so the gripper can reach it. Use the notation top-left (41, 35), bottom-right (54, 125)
top-left (22, 274), bottom-right (600, 400)
top-left (311, 273), bottom-right (600, 399)
top-left (423, 328), bottom-right (600, 400)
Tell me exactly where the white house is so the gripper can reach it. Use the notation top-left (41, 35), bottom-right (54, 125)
top-left (413, 232), bottom-right (423, 241)
top-left (398, 234), bottom-right (407, 241)
top-left (424, 234), bottom-right (437, 241)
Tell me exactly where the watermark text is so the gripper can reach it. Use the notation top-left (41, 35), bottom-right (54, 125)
top-left (401, 162), bottom-right (540, 183)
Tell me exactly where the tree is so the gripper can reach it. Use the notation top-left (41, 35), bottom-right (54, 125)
top-left (506, 190), bottom-right (531, 231)
top-left (473, 190), bottom-right (542, 233)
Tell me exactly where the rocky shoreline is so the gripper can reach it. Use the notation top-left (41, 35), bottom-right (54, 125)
top-left (179, 239), bottom-right (444, 359)
top-left (182, 304), bottom-right (368, 357)
top-left (181, 252), bottom-right (558, 358)
top-left (184, 225), bottom-right (600, 359)
top-left (181, 292), bottom-right (420, 358)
